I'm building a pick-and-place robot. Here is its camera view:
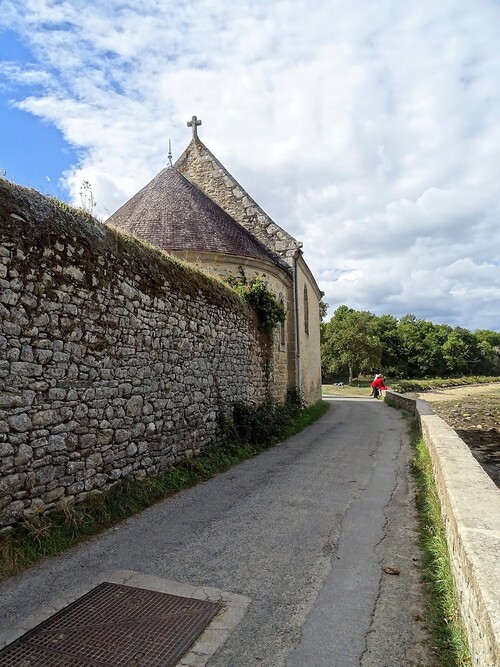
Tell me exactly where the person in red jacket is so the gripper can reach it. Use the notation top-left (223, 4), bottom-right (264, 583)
top-left (370, 374), bottom-right (388, 398)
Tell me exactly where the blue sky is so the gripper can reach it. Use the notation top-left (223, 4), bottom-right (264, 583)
top-left (1, 0), bottom-right (500, 331)
top-left (0, 29), bottom-right (77, 193)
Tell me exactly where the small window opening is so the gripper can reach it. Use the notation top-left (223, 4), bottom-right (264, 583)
top-left (304, 286), bottom-right (309, 335)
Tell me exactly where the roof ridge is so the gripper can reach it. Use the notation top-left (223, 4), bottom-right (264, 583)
top-left (175, 138), bottom-right (302, 258)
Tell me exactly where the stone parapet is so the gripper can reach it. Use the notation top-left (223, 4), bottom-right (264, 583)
top-left (386, 391), bottom-right (500, 667)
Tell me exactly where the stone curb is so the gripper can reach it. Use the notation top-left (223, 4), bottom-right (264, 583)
top-left (0, 569), bottom-right (251, 665)
top-left (386, 391), bottom-right (500, 667)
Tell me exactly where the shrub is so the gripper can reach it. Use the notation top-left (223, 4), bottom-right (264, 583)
top-left (390, 375), bottom-right (500, 393)
top-left (230, 390), bottom-right (304, 446)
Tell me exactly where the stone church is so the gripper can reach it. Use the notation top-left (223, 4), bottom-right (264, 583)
top-left (107, 116), bottom-right (322, 405)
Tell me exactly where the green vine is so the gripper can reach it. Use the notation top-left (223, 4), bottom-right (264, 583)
top-left (225, 268), bottom-right (285, 332)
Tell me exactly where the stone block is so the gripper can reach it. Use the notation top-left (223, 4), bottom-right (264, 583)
top-left (0, 289), bottom-right (19, 305)
top-left (10, 361), bottom-right (42, 376)
top-left (126, 395), bottom-right (144, 416)
top-left (47, 435), bottom-right (66, 452)
top-left (0, 392), bottom-right (23, 409)
top-left (79, 433), bottom-right (97, 448)
top-left (0, 442), bottom-right (14, 457)
top-left (86, 452), bottom-right (103, 469)
top-left (0, 500), bottom-right (25, 525)
top-left (8, 412), bottom-right (32, 432)
top-left (7, 433), bottom-right (28, 448)
top-left (42, 487), bottom-right (65, 503)
top-left (0, 473), bottom-right (25, 494)
top-left (97, 429), bottom-right (113, 445)
top-left (32, 409), bottom-right (60, 428)
top-left (67, 481), bottom-right (85, 495)
top-left (34, 466), bottom-right (55, 485)
top-left (67, 461), bottom-right (85, 474)
top-left (126, 443), bottom-right (138, 456)
top-left (115, 429), bottom-right (130, 444)
top-left (14, 444), bottom-right (33, 466)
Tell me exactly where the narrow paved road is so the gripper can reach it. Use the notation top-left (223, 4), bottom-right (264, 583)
top-left (0, 398), bottom-right (432, 666)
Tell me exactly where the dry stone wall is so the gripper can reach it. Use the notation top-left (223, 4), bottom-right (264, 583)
top-left (0, 180), bottom-right (273, 526)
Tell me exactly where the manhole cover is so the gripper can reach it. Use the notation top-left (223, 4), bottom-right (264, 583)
top-left (0, 582), bottom-right (222, 666)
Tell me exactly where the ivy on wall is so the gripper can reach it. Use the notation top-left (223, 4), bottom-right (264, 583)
top-left (225, 268), bottom-right (285, 332)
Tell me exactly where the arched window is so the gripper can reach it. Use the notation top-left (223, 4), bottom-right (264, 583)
top-left (304, 285), bottom-right (309, 335)
top-left (279, 293), bottom-right (286, 348)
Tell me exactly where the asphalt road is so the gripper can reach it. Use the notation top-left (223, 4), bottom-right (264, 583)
top-left (0, 398), bottom-right (432, 666)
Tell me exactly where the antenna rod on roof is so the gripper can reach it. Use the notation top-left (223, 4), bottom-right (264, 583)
top-left (167, 139), bottom-right (173, 167)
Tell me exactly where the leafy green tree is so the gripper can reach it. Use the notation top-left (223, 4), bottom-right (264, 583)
top-left (474, 329), bottom-right (500, 374)
top-left (373, 314), bottom-right (401, 376)
top-left (476, 340), bottom-right (500, 375)
top-left (443, 327), bottom-right (481, 375)
top-left (322, 306), bottom-right (382, 384)
top-left (475, 329), bottom-right (500, 347)
top-left (319, 299), bottom-right (329, 322)
top-left (321, 307), bottom-right (500, 381)
top-left (396, 316), bottom-right (449, 377)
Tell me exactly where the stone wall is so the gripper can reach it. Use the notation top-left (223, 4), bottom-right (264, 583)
top-left (0, 180), bottom-right (275, 526)
top-left (387, 391), bottom-right (500, 666)
top-left (296, 258), bottom-right (323, 405)
top-left (168, 250), bottom-right (294, 404)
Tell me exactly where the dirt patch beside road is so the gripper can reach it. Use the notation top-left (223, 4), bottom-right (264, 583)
top-left (408, 383), bottom-right (500, 487)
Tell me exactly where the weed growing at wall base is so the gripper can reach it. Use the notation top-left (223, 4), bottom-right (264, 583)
top-left (0, 399), bottom-right (328, 581)
top-left (229, 389), bottom-right (306, 446)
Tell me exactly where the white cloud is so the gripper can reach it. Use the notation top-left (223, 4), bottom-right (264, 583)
top-left (1, 0), bottom-right (500, 330)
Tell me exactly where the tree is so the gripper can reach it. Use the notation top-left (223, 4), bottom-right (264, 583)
top-left (321, 307), bottom-right (500, 381)
top-left (474, 329), bottom-right (500, 375)
top-left (443, 327), bottom-right (480, 375)
top-left (319, 299), bottom-right (329, 322)
top-left (476, 340), bottom-right (500, 375)
top-left (475, 329), bottom-right (500, 348)
top-left (373, 314), bottom-right (401, 376)
top-left (396, 316), bottom-right (449, 378)
top-left (322, 306), bottom-right (382, 384)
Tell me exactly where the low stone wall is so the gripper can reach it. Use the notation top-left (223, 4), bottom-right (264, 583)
top-left (0, 180), bottom-right (277, 526)
top-left (386, 391), bottom-right (500, 667)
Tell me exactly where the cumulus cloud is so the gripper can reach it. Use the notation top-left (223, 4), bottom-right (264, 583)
top-left (1, 0), bottom-right (500, 329)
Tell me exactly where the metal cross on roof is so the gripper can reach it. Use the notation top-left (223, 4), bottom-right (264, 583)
top-left (187, 115), bottom-right (202, 139)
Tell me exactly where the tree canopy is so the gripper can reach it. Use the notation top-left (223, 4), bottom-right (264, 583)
top-left (321, 306), bottom-right (382, 384)
top-left (322, 306), bottom-right (500, 382)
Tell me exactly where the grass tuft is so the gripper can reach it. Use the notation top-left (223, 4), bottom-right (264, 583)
top-left (411, 438), bottom-right (472, 667)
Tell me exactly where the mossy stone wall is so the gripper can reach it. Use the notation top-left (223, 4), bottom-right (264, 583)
top-left (0, 180), bottom-right (273, 526)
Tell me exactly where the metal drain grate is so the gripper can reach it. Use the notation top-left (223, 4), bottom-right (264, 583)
top-left (0, 582), bottom-right (222, 666)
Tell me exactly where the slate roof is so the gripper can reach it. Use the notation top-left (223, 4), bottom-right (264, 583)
top-left (106, 167), bottom-right (284, 267)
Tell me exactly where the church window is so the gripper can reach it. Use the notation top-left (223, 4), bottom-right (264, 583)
top-left (279, 293), bottom-right (286, 348)
top-left (304, 285), bottom-right (309, 335)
